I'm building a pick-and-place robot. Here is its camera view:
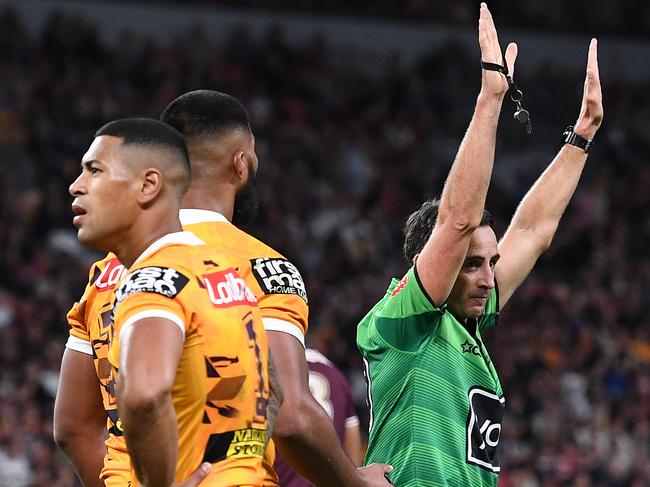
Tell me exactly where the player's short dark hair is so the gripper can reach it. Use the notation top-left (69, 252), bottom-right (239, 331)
top-left (95, 117), bottom-right (191, 192)
top-left (95, 117), bottom-right (190, 170)
top-left (403, 198), bottom-right (492, 263)
top-left (160, 90), bottom-right (251, 142)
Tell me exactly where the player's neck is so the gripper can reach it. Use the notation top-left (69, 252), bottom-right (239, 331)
top-left (113, 213), bottom-right (183, 268)
top-left (181, 185), bottom-right (234, 222)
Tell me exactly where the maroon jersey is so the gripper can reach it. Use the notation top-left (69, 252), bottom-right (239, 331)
top-left (274, 349), bottom-right (360, 486)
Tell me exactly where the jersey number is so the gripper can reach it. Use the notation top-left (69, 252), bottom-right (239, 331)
top-left (244, 314), bottom-right (268, 424)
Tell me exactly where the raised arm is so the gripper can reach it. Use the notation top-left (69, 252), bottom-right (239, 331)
top-left (416, 3), bottom-right (516, 304)
top-left (495, 39), bottom-right (603, 307)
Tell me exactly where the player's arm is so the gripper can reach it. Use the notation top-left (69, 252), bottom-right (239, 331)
top-left (340, 368), bottom-right (363, 467)
top-left (416, 3), bottom-right (516, 303)
top-left (117, 316), bottom-right (184, 487)
top-left (265, 353), bottom-right (283, 443)
top-left (343, 422), bottom-right (364, 467)
top-left (270, 332), bottom-right (392, 487)
top-left (117, 314), bottom-right (211, 487)
top-left (54, 348), bottom-right (107, 487)
top-left (496, 39), bottom-right (603, 308)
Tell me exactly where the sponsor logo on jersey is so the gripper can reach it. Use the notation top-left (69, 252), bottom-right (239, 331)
top-left (203, 428), bottom-right (267, 462)
top-left (466, 387), bottom-right (505, 473)
top-left (95, 258), bottom-right (127, 292)
top-left (203, 269), bottom-right (257, 308)
top-left (461, 339), bottom-right (481, 356)
top-left (251, 257), bottom-right (308, 303)
top-left (391, 275), bottom-right (408, 296)
top-left (226, 428), bottom-right (266, 458)
top-left (115, 266), bottom-right (189, 303)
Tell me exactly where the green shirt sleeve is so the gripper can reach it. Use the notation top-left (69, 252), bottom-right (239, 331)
top-left (371, 266), bottom-right (445, 352)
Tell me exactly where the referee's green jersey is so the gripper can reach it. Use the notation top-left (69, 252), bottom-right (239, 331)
top-left (357, 266), bottom-right (503, 487)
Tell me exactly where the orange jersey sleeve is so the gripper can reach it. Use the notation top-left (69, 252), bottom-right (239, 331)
top-left (110, 242), bottom-right (274, 487)
top-left (182, 216), bottom-right (309, 345)
top-left (64, 253), bottom-right (132, 481)
top-left (65, 254), bottom-right (126, 352)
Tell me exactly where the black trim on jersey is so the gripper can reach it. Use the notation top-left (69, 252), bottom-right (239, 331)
top-left (494, 279), bottom-right (500, 312)
top-left (412, 264), bottom-right (441, 308)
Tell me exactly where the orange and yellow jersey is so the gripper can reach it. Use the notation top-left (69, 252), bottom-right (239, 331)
top-left (109, 231), bottom-right (271, 486)
top-left (179, 209), bottom-right (310, 486)
top-left (65, 210), bottom-right (308, 485)
top-left (179, 209), bottom-right (309, 346)
top-left (66, 252), bottom-right (129, 482)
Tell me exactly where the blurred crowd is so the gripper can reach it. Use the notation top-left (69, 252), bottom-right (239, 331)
top-left (126, 0), bottom-right (650, 37)
top-left (0, 4), bottom-right (648, 486)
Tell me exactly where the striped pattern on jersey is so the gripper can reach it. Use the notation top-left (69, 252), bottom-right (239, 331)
top-left (357, 266), bottom-right (503, 487)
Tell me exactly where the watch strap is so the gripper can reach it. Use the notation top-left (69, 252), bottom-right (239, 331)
top-left (562, 125), bottom-right (592, 153)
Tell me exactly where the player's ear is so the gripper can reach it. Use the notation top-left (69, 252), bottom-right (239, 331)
top-left (137, 168), bottom-right (163, 206)
top-left (413, 254), bottom-right (420, 266)
top-left (233, 150), bottom-right (248, 186)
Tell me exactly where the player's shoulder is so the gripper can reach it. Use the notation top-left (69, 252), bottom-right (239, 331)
top-left (92, 252), bottom-right (119, 269)
top-left (132, 232), bottom-right (206, 270)
top-left (87, 252), bottom-right (127, 291)
top-left (180, 211), bottom-right (285, 260)
top-left (225, 223), bottom-right (286, 260)
top-left (117, 232), bottom-right (206, 299)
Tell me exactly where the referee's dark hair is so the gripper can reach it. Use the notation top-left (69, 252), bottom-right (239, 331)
top-left (403, 198), bottom-right (492, 264)
top-left (160, 90), bottom-right (251, 142)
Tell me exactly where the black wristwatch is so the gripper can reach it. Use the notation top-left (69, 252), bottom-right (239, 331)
top-left (562, 125), bottom-right (593, 153)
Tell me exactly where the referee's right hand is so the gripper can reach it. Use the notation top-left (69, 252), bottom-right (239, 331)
top-left (478, 3), bottom-right (518, 99)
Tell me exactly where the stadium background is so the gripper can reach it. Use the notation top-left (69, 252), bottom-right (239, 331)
top-left (0, 0), bottom-right (648, 485)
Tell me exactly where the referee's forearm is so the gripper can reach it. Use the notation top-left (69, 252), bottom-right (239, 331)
top-left (438, 94), bottom-right (503, 230)
top-left (510, 144), bottom-right (587, 248)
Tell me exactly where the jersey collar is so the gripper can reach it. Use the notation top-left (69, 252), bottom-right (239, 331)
top-left (179, 208), bottom-right (229, 225)
top-left (132, 231), bottom-right (205, 266)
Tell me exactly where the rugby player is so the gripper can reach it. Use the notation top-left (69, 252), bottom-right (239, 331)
top-left (55, 92), bottom-right (392, 486)
top-left (357, 4), bottom-right (603, 486)
top-left (67, 117), bottom-right (272, 486)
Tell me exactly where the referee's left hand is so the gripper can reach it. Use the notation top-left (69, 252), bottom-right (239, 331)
top-left (573, 38), bottom-right (603, 141)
